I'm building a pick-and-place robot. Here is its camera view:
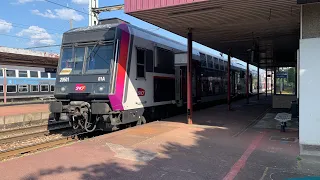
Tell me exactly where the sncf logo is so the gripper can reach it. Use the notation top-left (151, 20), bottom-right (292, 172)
top-left (137, 88), bottom-right (145, 96)
top-left (75, 84), bottom-right (86, 91)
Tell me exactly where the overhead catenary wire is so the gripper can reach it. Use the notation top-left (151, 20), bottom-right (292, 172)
top-left (43, 0), bottom-right (90, 16)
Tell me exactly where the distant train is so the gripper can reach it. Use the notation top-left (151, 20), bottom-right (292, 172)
top-left (0, 65), bottom-right (56, 101)
top-left (49, 19), bottom-right (260, 132)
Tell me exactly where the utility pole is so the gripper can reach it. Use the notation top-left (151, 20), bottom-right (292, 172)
top-left (89, 0), bottom-right (99, 26)
top-left (70, 19), bottom-right (73, 29)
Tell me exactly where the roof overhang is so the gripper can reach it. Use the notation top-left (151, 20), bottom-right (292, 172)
top-left (0, 47), bottom-right (59, 68)
top-left (125, 0), bottom-right (301, 68)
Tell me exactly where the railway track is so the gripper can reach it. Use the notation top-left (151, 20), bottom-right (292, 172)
top-left (0, 121), bottom-right (71, 144)
top-left (0, 135), bottom-right (77, 161)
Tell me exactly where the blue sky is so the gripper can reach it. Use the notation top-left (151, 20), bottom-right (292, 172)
top-left (0, 0), bottom-right (258, 71)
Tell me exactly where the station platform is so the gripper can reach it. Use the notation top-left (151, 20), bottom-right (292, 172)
top-left (1, 97), bottom-right (319, 180)
top-left (0, 104), bottom-right (50, 129)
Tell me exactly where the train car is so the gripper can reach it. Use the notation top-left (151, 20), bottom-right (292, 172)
top-left (0, 65), bottom-right (56, 101)
top-left (49, 19), bottom-right (256, 132)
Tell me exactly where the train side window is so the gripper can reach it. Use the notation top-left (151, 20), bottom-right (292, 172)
top-left (7, 85), bottom-right (17, 93)
top-left (50, 73), bottom-right (56, 78)
top-left (30, 71), bottom-right (39, 78)
top-left (50, 85), bottom-right (55, 92)
top-left (6, 70), bottom-right (16, 77)
top-left (18, 85), bottom-right (28, 93)
top-left (19, 70), bottom-right (28, 78)
top-left (214, 58), bottom-right (219, 70)
top-left (200, 53), bottom-right (207, 67)
top-left (31, 85), bottom-right (39, 92)
top-left (0, 85), bottom-right (3, 93)
top-left (155, 47), bottom-right (174, 74)
top-left (0, 69), bottom-right (3, 77)
top-left (41, 72), bottom-right (48, 78)
top-left (207, 55), bottom-right (214, 69)
top-left (136, 48), bottom-right (146, 78)
top-left (40, 85), bottom-right (49, 92)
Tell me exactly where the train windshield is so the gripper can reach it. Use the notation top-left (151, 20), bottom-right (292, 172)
top-left (59, 44), bottom-right (114, 75)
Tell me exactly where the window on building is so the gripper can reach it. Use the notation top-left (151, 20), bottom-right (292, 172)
top-left (136, 48), bottom-right (146, 78)
top-left (6, 70), bottom-right (16, 77)
top-left (7, 85), bottom-right (17, 93)
top-left (155, 47), bottom-right (174, 74)
top-left (19, 70), bottom-right (28, 77)
top-left (50, 85), bottom-right (55, 92)
top-left (275, 67), bottom-right (296, 95)
top-left (30, 71), bottom-right (38, 78)
top-left (40, 85), bottom-right (49, 92)
top-left (18, 85), bottom-right (28, 92)
top-left (30, 85), bottom-right (39, 92)
top-left (0, 85), bottom-right (3, 93)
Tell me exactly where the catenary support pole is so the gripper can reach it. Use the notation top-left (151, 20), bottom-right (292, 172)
top-left (187, 29), bottom-right (193, 124)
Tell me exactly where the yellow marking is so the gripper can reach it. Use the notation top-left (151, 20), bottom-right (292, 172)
top-left (59, 68), bottom-right (72, 75)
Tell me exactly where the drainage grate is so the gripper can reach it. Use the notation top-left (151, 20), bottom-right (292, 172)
top-left (270, 136), bottom-right (297, 142)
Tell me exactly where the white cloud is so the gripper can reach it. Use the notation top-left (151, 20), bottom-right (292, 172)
top-left (16, 0), bottom-right (43, 4)
top-left (16, 26), bottom-right (55, 46)
top-left (0, 19), bottom-right (13, 33)
top-left (31, 9), bottom-right (57, 19)
top-left (72, 0), bottom-right (88, 5)
top-left (31, 8), bottom-right (84, 21)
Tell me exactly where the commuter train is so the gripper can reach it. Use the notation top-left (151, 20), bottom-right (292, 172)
top-left (0, 65), bottom-right (56, 101)
top-left (49, 19), bottom-right (257, 132)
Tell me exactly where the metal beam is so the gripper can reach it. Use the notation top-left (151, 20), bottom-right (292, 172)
top-left (92, 4), bottom-right (124, 14)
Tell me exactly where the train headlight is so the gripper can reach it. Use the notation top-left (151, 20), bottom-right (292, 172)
top-left (98, 86), bottom-right (104, 92)
top-left (60, 86), bottom-right (66, 92)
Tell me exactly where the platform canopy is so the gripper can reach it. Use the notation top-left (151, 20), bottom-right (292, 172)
top-left (0, 47), bottom-right (59, 68)
top-left (124, 0), bottom-right (300, 68)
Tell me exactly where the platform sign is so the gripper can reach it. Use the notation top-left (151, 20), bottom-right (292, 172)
top-left (297, 0), bottom-right (320, 4)
top-left (276, 72), bottom-right (288, 78)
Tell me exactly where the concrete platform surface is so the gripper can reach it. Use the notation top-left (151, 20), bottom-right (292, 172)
top-left (0, 104), bottom-right (49, 116)
top-left (1, 97), bottom-right (319, 180)
top-left (0, 104), bottom-right (50, 129)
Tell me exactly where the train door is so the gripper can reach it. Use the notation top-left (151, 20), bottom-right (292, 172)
top-left (175, 60), bottom-right (200, 105)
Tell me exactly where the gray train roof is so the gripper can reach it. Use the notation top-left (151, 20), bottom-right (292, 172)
top-left (62, 22), bottom-right (251, 72)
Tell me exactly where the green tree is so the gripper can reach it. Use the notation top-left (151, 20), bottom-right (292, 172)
top-left (287, 67), bottom-right (295, 84)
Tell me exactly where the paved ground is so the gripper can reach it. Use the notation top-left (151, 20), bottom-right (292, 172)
top-left (0, 104), bottom-right (49, 116)
top-left (1, 96), bottom-right (319, 180)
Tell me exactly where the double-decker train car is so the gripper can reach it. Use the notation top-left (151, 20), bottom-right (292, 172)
top-left (49, 19), bottom-right (256, 132)
top-left (0, 65), bottom-right (56, 101)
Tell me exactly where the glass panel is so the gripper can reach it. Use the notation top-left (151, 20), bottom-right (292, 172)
top-left (30, 71), bottom-right (38, 78)
top-left (18, 85), bottom-right (28, 92)
top-left (207, 56), bottom-right (213, 69)
top-left (7, 85), bottom-right (16, 93)
top-left (214, 57), bottom-right (219, 69)
top-left (59, 48), bottom-right (73, 72)
top-left (73, 47), bottom-right (85, 74)
top-left (31, 85), bottom-right (39, 92)
top-left (41, 85), bottom-right (49, 92)
top-left (86, 45), bottom-right (113, 74)
top-left (6, 70), bottom-right (16, 77)
top-left (0, 85), bottom-right (3, 93)
top-left (275, 67), bottom-right (296, 95)
top-left (51, 73), bottom-right (56, 78)
top-left (200, 53), bottom-right (207, 67)
top-left (137, 48), bottom-right (145, 65)
top-left (137, 65), bottom-right (145, 78)
top-left (41, 72), bottom-right (48, 78)
top-left (0, 69), bottom-right (3, 77)
top-left (50, 85), bottom-right (55, 92)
